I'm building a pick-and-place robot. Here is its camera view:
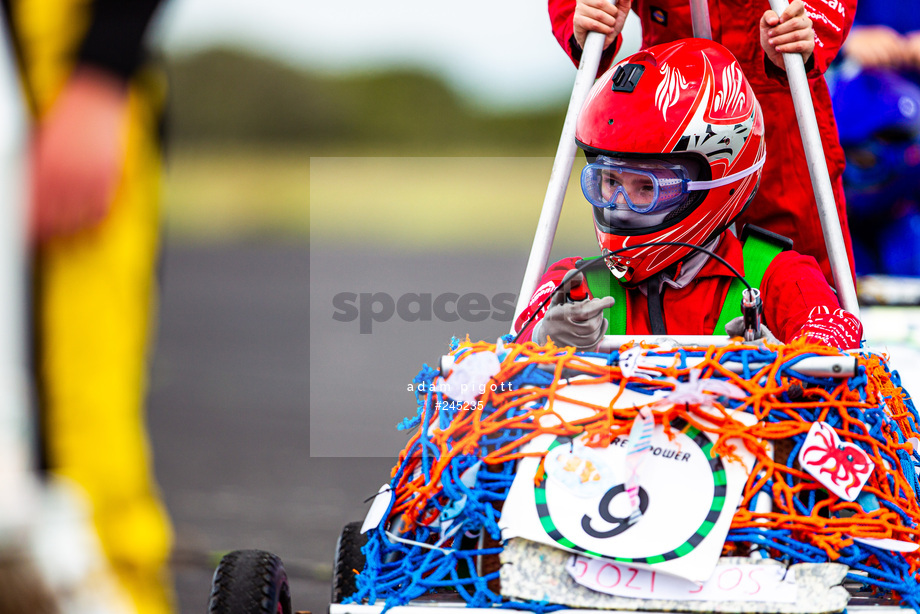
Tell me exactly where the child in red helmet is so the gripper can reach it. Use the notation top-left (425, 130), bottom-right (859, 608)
top-left (514, 39), bottom-right (862, 350)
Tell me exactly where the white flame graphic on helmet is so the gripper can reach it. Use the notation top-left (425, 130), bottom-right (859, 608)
top-left (673, 78), bottom-right (756, 165)
top-left (713, 62), bottom-right (746, 116)
top-left (654, 64), bottom-right (688, 121)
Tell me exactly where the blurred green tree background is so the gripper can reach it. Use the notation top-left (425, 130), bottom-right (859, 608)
top-left (162, 48), bottom-right (593, 250)
top-left (167, 48), bottom-right (565, 152)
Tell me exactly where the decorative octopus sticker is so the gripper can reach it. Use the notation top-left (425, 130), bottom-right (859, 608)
top-left (797, 422), bottom-right (874, 502)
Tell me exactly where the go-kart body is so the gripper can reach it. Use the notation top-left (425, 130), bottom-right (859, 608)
top-left (326, 336), bottom-right (920, 614)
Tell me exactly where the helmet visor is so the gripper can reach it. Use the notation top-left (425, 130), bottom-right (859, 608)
top-left (581, 157), bottom-right (693, 215)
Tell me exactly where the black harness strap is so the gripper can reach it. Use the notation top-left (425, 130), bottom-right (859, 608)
top-left (646, 274), bottom-right (666, 334)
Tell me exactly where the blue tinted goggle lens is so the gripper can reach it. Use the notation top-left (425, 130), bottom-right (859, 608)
top-left (581, 159), bottom-right (691, 214)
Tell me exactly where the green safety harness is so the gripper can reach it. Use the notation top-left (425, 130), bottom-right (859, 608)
top-left (580, 226), bottom-right (792, 335)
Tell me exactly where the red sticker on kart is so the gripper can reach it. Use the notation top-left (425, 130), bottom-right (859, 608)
top-left (798, 422), bottom-right (874, 502)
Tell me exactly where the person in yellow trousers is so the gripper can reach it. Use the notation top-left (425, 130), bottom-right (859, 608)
top-left (2, 1), bottom-right (174, 613)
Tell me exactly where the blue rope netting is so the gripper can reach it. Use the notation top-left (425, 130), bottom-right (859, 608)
top-left (347, 341), bottom-right (920, 611)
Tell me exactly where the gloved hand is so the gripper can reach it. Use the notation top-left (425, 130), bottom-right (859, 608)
top-left (725, 316), bottom-right (780, 344)
top-left (532, 272), bottom-right (615, 351)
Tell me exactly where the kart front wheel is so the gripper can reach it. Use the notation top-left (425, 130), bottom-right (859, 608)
top-left (208, 549), bottom-right (293, 614)
top-left (331, 521), bottom-right (367, 603)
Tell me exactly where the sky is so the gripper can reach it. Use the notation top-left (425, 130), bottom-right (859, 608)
top-left (151, 0), bottom-right (641, 110)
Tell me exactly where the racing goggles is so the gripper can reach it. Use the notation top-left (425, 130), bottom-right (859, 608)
top-left (581, 155), bottom-right (766, 214)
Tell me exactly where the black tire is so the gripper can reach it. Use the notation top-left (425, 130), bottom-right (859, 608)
top-left (331, 521), bottom-right (367, 603)
top-left (209, 550), bottom-right (293, 614)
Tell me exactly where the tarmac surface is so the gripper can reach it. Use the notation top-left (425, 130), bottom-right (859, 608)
top-left (146, 240), bottom-right (530, 614)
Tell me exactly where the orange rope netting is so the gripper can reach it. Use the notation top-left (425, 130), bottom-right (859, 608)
top-left (394, 339), bottom-right (920, 556)
top-left (364, 338), bottom-right (920, 607)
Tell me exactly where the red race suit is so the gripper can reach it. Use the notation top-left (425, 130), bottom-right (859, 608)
top-left (548, 0), bottom-right (857, 287)
top-left (513, 231), bottom-right (862, 348)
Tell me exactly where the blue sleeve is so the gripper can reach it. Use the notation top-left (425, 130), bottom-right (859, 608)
top-left (853, 3), bottom-right (920, 35)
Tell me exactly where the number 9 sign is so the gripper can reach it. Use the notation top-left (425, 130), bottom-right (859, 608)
top-left (535, 419), bottom-right (727, 563)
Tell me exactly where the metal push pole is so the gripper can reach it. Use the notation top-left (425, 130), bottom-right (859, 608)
top-left (689, 0), bottom-right (713, 39)
top-left (766, 0), bottom-right (859, 317)
top-left (511, 31), bottom-right (607, 330)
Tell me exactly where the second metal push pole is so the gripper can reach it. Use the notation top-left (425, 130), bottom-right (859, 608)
top-left (767, 0), bottom-right (859, 316)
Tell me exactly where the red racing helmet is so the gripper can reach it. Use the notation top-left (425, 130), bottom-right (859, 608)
top-left (575, 38), bottom-right (766, 284)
